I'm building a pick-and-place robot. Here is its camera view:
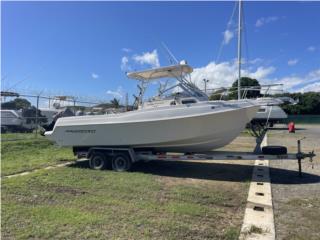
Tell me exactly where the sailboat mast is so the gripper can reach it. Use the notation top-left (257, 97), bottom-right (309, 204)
top-left (237, 0), bottom-right (242, 100)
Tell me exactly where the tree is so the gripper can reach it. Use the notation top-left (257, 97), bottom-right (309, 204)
top-left (209, 88), bottom-right (229, 101)
top-left (95, 102), bottom-right (113, 109)
top-left (110, 98), bottom-right (120, 108)
top-left (275, 92), bottom-right (320, 115)
top-left (22, 107), bottom-right (47, 124)
top-left (228, 77), bottom-right (261, 99)
top-left (1, 98), bottom-right (31, 110)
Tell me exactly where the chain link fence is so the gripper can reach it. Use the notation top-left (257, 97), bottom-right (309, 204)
top-left (1, 91), bottom-right (121, 141)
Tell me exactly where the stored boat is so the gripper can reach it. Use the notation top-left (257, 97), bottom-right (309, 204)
top-left (45, 63), bottom-right (259, 152)
top-left (45, 99), bottom-right (258, 152)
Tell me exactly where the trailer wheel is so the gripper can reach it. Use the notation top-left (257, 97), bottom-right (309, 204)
top-left (262, 146), bottom-right (287, 155)
top-left (89, 152), bottom-right (107, 170)
top-left (112, 153), bottom-right (132, 172)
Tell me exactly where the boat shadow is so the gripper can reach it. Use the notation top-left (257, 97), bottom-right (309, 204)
top-left (69, 160), bottom-right (320, 185)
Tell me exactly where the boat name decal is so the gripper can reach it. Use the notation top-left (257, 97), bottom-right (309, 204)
top-left (65, 130), bottom-right (96, 134)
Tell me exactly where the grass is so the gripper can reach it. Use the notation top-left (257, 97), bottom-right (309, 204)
top-left (1, 133), bottom-right (253, 239)
top-left (248, 225), bottom-right (263, 234)
top-left (1, 132), bottom-right (37, 141)
top-left (1, 133), bottom-right (75, 176)
top-left (1, 166), bottom-right (248, 239)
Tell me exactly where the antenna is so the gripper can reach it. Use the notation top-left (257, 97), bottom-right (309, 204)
top-left (237, 0), bottom-right (242, 100)
top-left (161, 42), bottom-right (179, 64)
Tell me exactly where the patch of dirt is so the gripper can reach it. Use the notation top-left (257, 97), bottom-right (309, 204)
top-left (156, 159), bottom-right (254, 188)
top-left (219, 136), bottom-right (257, 152)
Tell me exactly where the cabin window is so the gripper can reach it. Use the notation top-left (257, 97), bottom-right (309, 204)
top-left (258, 108), bottom-right (266, 113)
top-left (2, 112), bottom-right (16, 118)
top-left (181, 99), bottom-right (197, 104)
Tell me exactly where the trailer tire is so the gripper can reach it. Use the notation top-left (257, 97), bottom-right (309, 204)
top-left (89, 152), bottom-right (107, 170)
top-left (112, 153), bottom-right (132, 172)
top-left (262, 145), bottom-right (287, 155)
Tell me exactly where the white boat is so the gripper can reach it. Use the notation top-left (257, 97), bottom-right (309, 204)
top-left (0, 109), bottom-right (34, 132)
top-left (45, 63), bottom-right (260, 153)
top-left (1, 110), bottom-right (24, 127)
top-left (45, 100), bottom-right (258, 152)
top-left (253, 105), bottom-right (288, 126)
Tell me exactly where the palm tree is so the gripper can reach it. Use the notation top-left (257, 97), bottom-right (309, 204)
top-left (110, 98), bottom-right (120, 108)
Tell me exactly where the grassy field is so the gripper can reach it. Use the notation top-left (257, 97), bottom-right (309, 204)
top-left (2, 164), bottom-right (251, 239)
top-left (1, 134), bottom-right (255, 239)
top-left (1, 133), bottom-right (75, 176)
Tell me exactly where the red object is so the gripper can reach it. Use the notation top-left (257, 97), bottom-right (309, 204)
top-left (288, 122), bottom-right (295, 133)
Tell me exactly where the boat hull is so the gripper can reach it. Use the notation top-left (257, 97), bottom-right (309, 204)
top-left (45, 103), bottom-right (258, 153)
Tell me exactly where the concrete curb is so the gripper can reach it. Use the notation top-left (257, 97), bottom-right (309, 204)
top-left (239, 134), bottom-right (275, 240)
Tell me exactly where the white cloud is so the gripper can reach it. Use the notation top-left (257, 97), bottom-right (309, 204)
top-left (106, 86), bottom-right (124, 99)
top-left (188, 60), bottom-right (320, 93)
top-left (255, 19), bottom-right (264, 28)
top-left (300, 81), bottom-right (320, 93)
top-left (306, 68), bottom-right (320, 81)
top-left (287, 59), bottom-right (299, 66)
top-left (133, 49), bottom-right (160, 68)
top-left (276, 76), bottom-right (303, 90)
top-left (121, 56), bottom-right (130, 71)
top-left (122, 48), bottom-right (132, 53)
top-left (307, 46), bottom-right (316, 52)
top-left (91, 73), bottom-right (99, 79)
top-left (255, 16), bottom-right (279, 27)
top-left (271, 68), bottom-right (320, 92)
top-left (223, 30), bottom-right (234, 45)
top-left (249, 58), bottom-right (263, 65)
top-left (247, 66), bottom-right (276, 80)
top-left (190, 61), bottom-right (275, 91)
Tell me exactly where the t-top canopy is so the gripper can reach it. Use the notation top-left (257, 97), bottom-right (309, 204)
top-left (127, 64), bottom-right (193, 80)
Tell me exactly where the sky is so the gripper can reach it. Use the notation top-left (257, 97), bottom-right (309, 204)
top-left (2, 1), bottom-right (320, 105)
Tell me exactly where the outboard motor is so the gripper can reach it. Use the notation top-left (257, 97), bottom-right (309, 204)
top-left (41, 107), bottom-right (75, 134)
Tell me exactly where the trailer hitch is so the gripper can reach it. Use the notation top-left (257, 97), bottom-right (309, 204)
top-left (296, 137), bottom-right (316, 177)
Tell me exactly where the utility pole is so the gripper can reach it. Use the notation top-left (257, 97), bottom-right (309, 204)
top-left (35, 95), bottom-right (40, 137)
top-left (73, 99), bottom-right (76, 115)
top-left (237, 0), bottom-right (242, 100)
top-left (203, 79), bottom-right (209, 95)
top-left (125, 93), bottom-right (128, 111)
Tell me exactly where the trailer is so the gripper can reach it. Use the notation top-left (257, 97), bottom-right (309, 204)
top-left (73, 138), bottom-right (315, 177)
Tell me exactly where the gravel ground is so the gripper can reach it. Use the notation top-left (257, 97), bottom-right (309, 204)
top-left (269, 124), bottom-right (320, 240)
